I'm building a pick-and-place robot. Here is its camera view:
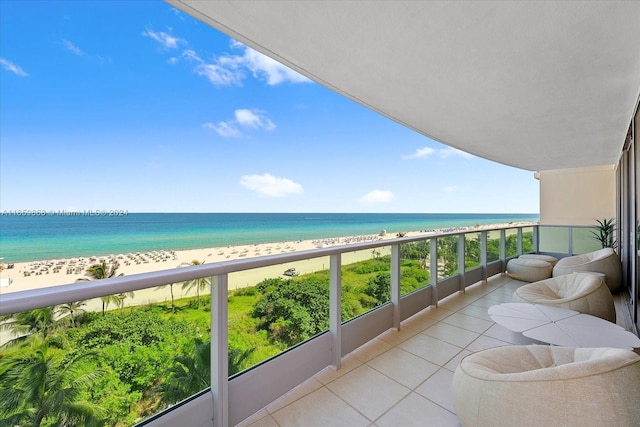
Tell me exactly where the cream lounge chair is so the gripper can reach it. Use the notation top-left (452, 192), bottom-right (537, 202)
top-left (453, 345), bottom-right (640, 427)
top-left (552, 248), bottom-right (622, 292)
top-left (512, 272), bottom-right (616, 322)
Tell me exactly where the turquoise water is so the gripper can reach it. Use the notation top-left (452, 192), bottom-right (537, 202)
top-left (0, 213), bottom-right (539, 263)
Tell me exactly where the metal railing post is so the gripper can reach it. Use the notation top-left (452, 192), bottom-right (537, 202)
top-left (330, 253), bottom-right (342, 369)
top-left (500, 229), bottom-right (506, 273)
top-left (568, 226), bottom-right (574, 255)
top-left (211, 274), bottom-right (229, 427)
top-left (430, 238), bottom-right (438, 307)
top-left (533, 225), bottom-right (539, 253)
top-left (517, 227), bottom-right (523, 256)
top-left (480, 231), bottom-right (488, 283)
top-left (391, 244), bottom-right (401, 330)
top-left (458, 234), bottom-right (466, 292)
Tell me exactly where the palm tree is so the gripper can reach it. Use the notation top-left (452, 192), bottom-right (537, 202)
top-left (0, 307), bottom-right (57, 346)
top-left (78, 261), bottom-right (127, 315)
top-left (160, 339), bottom-right (255, 405)
top-left (181, 260), bottom-right (211, 308)
top-left (0, 339), bottom-right (104, 426)
top-left (56, 301), bottom-right (86, 328)
top-left (156, 282), bottom-right (177, 313)
top-left (157, 263), bottom-right (188, 313)
top-left (115, 292), bottom-right (134, 311)
top-left (160, 338), bottom-right (211, 404)
top-left (228, 346), bottom-right (255, 376)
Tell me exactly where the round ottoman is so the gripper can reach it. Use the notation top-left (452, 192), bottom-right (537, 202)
top-left (506, 258), bottom-right (552, 282)
top-left (453, 345), bottom-right (640, 427)
top-left (518, 254), bottom-right (559, 266)
top-left (512, 272), bottom-right (615, 322)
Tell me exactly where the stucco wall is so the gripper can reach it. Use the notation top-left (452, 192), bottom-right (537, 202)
top-left (538, 165), bottom-right (616, 226)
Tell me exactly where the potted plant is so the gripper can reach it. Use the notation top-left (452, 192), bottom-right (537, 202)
top-left (591, 218), bottom-right (617, 250)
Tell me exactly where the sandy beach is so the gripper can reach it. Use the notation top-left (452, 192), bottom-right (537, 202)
top-left (0, 221), bottom-right (536, 297)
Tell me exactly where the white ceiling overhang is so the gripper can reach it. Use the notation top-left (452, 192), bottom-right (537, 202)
top-left (167, 1), bottom-right (640, 171)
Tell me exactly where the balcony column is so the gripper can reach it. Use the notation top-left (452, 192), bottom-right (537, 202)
top-left (330, 253), bottom-right (342, 369)
top-left (500, 229), bottom-right (506, 273)
top-left (480, 231), bottom-right (488, 283)
top-left (517, 227), bottom-right (523, 256)
top-left (391, 244), bottom-right (401, 330)
top-left (568, 226), bottom-right (574, 255)
top-left (458, 234), bottom-right (466, 292)
top-left (430, 238), bottom-right (438, 307)
top-left (211, 274), bottom-right (229, 427)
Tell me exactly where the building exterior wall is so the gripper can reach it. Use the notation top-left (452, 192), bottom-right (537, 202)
top-left (538, 165), bottom-right (616, 226)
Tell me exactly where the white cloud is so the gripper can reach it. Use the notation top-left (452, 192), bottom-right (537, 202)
top-left (235, 109), bottom-right (276, 131)
top-left (359, 190), bottom-right (395, 204)
top-left (202, 121), bottom-right (243, 138)
top-left (240, 173), bottom-right (303, 198)
top-left (0, 58), bottom-right (29, 77)
top-left (204, 109), bottom-right (276, 138)
top-left (404, 146), bottom-right (474, 160)
top-left (403, 146), bottom-right (434, 159)
top-left (443, 186), bottom-right (458, 192)
top-left (155, 38), bottom-right (309, 87)
top-left (62, 40), bottom-right (84, 56)
top-left (182, 49), bottom-right (244, 86)
top-left (195, 63), bottom-right (244, 86)
top-left (142, 28), bottom-right (186, 49)
top-left (236, 42), bottom-right (310, 85)
top-left (439, 147), bottom-right (474, 159)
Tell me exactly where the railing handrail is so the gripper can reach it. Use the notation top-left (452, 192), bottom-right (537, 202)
top-left (0, 223), bottom-right (537, 316)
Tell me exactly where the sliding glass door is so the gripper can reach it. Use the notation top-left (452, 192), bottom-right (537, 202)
top-left (618, 100), bottom-right (639, 331)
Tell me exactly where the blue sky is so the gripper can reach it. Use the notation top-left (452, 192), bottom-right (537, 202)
top-left (0, 1), bottom-right (539, 214)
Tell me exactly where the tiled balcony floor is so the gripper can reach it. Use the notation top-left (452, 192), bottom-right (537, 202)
top-left (236, 274), bottom-right (633, 427)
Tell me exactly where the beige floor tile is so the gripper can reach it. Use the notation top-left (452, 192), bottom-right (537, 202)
top-left (270, 387), bottom-right (370, 427)
top-left (367, 347), bottom-right (439, 389)
top-left (326, 364), bottom-right (410, 421)
top-left (314, 353), bottom-right (363, 385)
top-left (469, 297), bottom-right (501, 309)
top-left (351, 338), bottom-right (393, 363)
top-left (443, 349), bottom-right (472, 372)
top-left (422, 306), bottom-right (456, 321)
top-left (375, 392), bottom-right (460, 427)
top-left (245, 414), bottom-right (279, 427)
top-left (463, 283), bottom-right (495, 296)
top-left (377, 325), bottom-right (420, 346)
top-left (437, 296), bottom-right (469, 312)
top-left (482, 323), bottom-right (539, 345)
top-left (401, 312), bottom-right (439, 332)
top-left (489, 287), bottom-right (517, 297)
top-left (422, 322), bottom-right (480, 348)
top-left (399, 333), bottom-right (463, 366)
top-left (482, 291), bottom-right (513, 303)
top-left (415, 368), bottom-right (455, 413)
top-left (456, 304), bottom-right (494, 321)
top-left (265, 377), bottom-right (323, 413)
top-left (406, 305), bottom-right (457, 321)
top-left (441, 312), bottom-right (493, 334)
top-left (235, 409), bottom-right (270, 427)
top-left (464, 335), bottom-right (511, 353)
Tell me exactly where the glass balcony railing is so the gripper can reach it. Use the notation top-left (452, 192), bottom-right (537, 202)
top-left (2, 223), bottom-right (600, 427)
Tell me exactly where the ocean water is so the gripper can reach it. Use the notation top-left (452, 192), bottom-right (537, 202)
top-left (0, 213), bottom-right (539, 263)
